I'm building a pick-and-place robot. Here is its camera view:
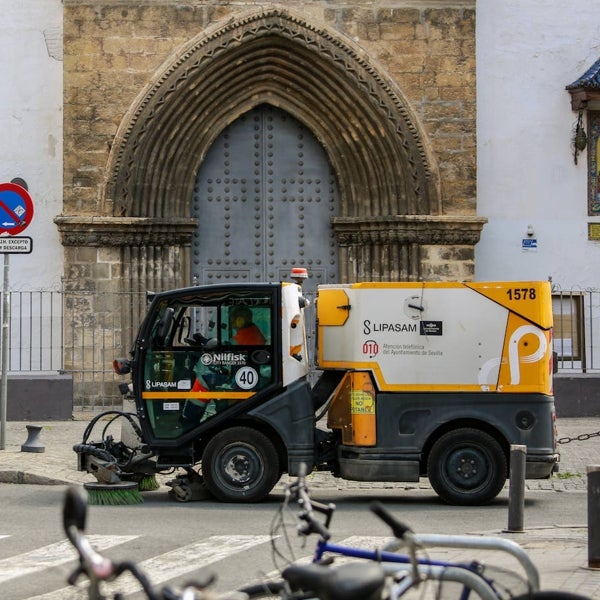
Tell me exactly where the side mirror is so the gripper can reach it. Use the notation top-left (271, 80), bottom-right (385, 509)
top-left (112, 358), bottom-right (131, 375)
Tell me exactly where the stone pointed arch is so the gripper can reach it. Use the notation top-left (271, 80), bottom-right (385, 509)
top-left (106, 8), bottom-right (440, 226)
top-left (72, 6), bottom-right (485, 289)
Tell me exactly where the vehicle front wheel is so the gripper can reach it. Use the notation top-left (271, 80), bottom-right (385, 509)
top-left (202, 427), bottom-right (280, 502)
top-left (427, 428), bottom-right (507, 505)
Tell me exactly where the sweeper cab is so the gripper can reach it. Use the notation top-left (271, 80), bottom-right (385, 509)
top-left (75, 277), bottom-right (559, 505)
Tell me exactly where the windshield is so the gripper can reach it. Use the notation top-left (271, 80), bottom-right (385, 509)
top-left (139, 288), bottom-right (276, 440)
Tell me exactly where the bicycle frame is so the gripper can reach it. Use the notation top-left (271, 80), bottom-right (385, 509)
top-left (311, 534), bottom-right (539, 600)
top-left (312, 533), bottom-right (539, 589)
top-left (280, 467), bottom-right (539, 600)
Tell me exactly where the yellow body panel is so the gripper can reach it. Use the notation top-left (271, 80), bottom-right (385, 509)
top-left (496, 313), bottom-right (553, 395)
top-left (316, 288), bottom-right (351, 326)
top-left (327, 371), bottom-right (377, 446)
top-left (465, 282), bottom-right (553, 330)
top-left (317, 281), bottom-right (553, 395)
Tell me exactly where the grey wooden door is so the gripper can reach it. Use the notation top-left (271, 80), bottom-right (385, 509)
top-left (191, 104), bottom-right (339, 295)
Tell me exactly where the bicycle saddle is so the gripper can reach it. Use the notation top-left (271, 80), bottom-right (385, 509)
top-left (282, 561), bottom-right (385, 600)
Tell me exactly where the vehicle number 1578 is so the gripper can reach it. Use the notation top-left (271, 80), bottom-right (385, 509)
top-left (506, 287), bottom-right (536, 300)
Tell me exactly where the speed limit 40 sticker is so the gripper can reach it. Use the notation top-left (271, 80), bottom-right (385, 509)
top-left (235, 366), bottom-right (259, 390)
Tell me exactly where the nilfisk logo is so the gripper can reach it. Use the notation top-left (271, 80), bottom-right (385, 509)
top-left (201, 352), bottom-right (246, 366)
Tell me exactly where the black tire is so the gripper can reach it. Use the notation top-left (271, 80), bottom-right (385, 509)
top-left (512, 593), bottom-right (592, 600)
top-left (427, 428), bottom-right (507, 505)
top-left (202, 426), bottom-right (280, 502)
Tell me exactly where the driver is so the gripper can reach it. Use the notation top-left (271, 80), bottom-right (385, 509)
top-left (230, 305), bottom-right (266, 345)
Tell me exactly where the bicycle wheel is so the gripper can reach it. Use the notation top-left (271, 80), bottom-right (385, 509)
top-left (237, 580), bottom-right (289, 599)
top-left (512, 592), bottom-right (592, 600)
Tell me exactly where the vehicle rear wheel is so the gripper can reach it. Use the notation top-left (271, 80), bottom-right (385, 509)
top-left (202, 427), bottom-right (279, 502)
top-left (427, 428), bottom-right (507, 505)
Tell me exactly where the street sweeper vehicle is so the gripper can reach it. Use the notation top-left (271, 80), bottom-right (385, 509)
top-left (75, 278), bottom-right (559, 505)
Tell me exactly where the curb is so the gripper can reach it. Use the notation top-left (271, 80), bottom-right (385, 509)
top-left (0, 471), bottom-right (72, 485)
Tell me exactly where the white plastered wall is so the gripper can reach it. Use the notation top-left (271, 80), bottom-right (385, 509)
top-left (0, 0), bottom-right (63, 290)
top-left (475, 0), bottom-right (600, 289)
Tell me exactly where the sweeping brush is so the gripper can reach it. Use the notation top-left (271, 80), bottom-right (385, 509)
top-left (83, 481), bottom-right (144, 505)
top-left (120, 473), bottom-right (160, 491)
top-left (137, 474), bottom-right (160, 492)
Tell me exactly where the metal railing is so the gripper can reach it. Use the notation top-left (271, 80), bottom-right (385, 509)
top-left (5, 290), bottom-right (64, 372)
top-left (551, 285), bottom-right (600, 373)
top-left (1, 286), bottom-right (599, 411)
top-left (0, 289), bottom-right (146, 412)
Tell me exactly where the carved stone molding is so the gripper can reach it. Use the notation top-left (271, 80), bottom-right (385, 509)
top-left (54, 216), bottom-right (197, 247)
top-left (106, 7), bottom-right (440, 221)
top-left (332, 215), bottom-right (487, 246)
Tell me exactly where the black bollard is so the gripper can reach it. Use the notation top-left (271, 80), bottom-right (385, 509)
top-left (588, 465), bottom-right (600, 569)
top-left (21, 424), bottom-right (45, 453)
top-left (507, 444), bottom-right (526, 533)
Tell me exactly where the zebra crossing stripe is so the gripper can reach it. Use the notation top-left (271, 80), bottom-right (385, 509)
top-left (0, 535), bottom-right (138, 584)
top-left (28, 534), bottom-right (271, 600)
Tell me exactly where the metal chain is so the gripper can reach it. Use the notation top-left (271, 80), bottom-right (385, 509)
top-left (557, 430), bottom-right (600, 444)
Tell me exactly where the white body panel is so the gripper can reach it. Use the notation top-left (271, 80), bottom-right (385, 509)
top-left (319, 285), bottom-right (510, 390)
top-left (281, 282), bottom-right (310, 386)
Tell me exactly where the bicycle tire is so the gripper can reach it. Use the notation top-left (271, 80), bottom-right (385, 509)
top-left (237, 580), bottom-right (288, 599)
top-left (512, 592), bottom-right (592, 600)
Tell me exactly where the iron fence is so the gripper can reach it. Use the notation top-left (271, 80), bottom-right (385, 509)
top-left (0, 286), bottom-right (598, 411)
top-left (1, 289), bottom-right (146, 412)
top-left (551, 285), bottom-right (600, 373)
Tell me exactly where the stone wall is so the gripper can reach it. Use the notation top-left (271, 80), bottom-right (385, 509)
top-left (554, 375), bottom-right (600, 418)
top-left (62, 1), bottom-right (477, 229)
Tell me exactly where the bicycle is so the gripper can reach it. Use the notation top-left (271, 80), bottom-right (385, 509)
top-left (238, 465), bottom-right (592, 600)
top-left (62, 485), bottom-right (244, 600)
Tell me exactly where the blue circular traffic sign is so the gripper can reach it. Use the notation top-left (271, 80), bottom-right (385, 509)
top-left (0, 182), bottom-right (34, 236)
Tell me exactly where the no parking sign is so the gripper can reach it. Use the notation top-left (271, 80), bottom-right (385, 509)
top-left (0, 182), bottom-right (34, 253)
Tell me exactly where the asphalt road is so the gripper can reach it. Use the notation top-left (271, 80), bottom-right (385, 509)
top-left (0, 483), bottom-right (588, 599)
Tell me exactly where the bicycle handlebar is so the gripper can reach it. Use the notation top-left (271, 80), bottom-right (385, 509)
top-left (62, 486), bottom-right (213, 600)
top-left (289, 468), bottom-right (415, 547)
top-left (368, 501), bottom-right (421, 582)
top-left (289, 464), bottom-right (335, 542)
top-left (65, 518), bottom-right (160, 599)
top-left (369, 501), bottom-right (413, 541)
